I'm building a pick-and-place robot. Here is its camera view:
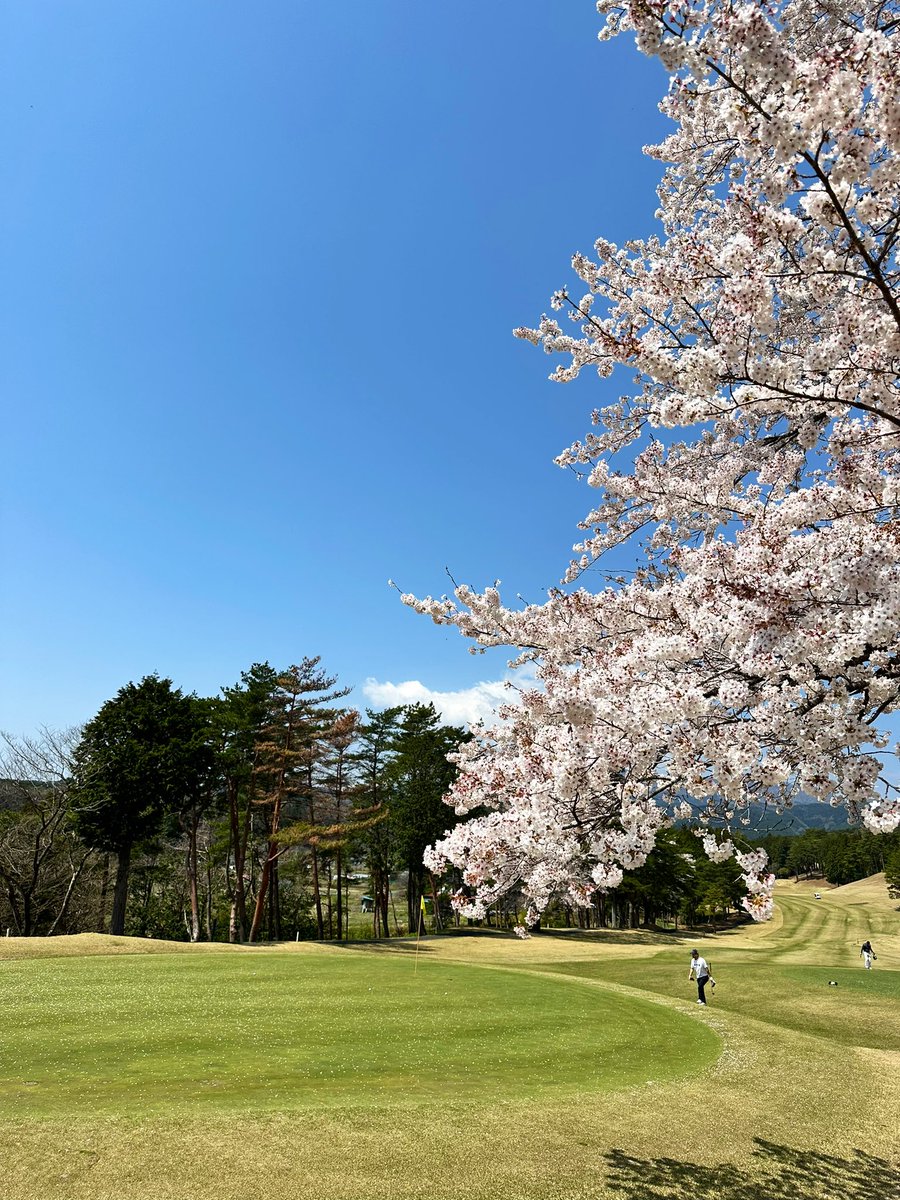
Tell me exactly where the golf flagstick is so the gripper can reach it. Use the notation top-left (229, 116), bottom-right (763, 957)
top-left (414, 893), bottom-right (427, 974)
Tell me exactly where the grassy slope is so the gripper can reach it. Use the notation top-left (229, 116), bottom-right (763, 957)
top-left (1, 876), bottom-right (898, 1200)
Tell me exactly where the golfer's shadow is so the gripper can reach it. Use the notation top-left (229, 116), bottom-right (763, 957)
top-left (604, 1138), bottom-right (900, 1200)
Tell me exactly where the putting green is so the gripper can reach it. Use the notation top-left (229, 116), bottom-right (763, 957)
top-left (0, 951), bottom-right (718, 1117)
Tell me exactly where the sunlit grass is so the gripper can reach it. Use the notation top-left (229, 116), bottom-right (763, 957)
top-left (0, 951), bottom-right (716, 1117)
top-left (1, 874), bottom-right (898, 1199)
top-left (538, 957), bottom-right (900, 1051)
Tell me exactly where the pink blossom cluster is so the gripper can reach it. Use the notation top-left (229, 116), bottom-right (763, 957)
top-left (409, 0), bottom-right (900, 923)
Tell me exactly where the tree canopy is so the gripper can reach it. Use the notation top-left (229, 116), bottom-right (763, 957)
top-left (72, 675), bottom-right (212, 935)
top-left (408, 0), bottom-right (900, 927)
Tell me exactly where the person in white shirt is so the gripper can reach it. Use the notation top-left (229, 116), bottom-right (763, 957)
top-left (688, 949), bottom-right (712, 1005)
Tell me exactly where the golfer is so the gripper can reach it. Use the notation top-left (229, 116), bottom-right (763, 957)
top-left (860, 940), bottom-right (877, 969)
top-left (688, 948), bottom-right (711, 1005)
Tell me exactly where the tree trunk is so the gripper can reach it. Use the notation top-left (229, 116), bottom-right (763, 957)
top-left (48, 852), bottom-right (91, 936)
top-left (429, 875), bottom-right (442, 932)
top-left (97, 854), bottom-right (110, 933)
top-left (248, 794), bottom-right (283, 943)
top-left (5, 886), bottom-right (22, 935)
top-left (187, 814), bottom-right (201, 942)
top-left (21, 891), bottom-right (33, 938)
top-left (110, 843), bottom-right (132, 936)
top-left (248, 847), bottom-right (273, 943)
top-left (228, 780), bottom-right (249, 942)
top-left (205, 844), bottom-right (214, 941)
top-left (379, 875), bottom-right (390, 939)
top-left (311, 848), bottom-right (324, 939)
top-left (389, 878), bottom-right (402, 936)
top-left (270, 855), bottom-right (281, 941)
top-left (408, 864), bottom-right (425, 935)
top-left (326, 859), bottom-right (333, 938)
top-left (335, 848), bottom-right (343, 941)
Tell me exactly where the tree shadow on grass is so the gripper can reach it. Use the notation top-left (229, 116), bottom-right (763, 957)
top-left (326, 939), bottom-right (435, 954)
top-left (538, 929), bottom-right (691, 946)
top-left (540, 923), bottom-right (751, 946)
top-left (604, 1139), bottom-right (900, 1200)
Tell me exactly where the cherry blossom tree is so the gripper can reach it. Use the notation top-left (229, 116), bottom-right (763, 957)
top-left (405, 0), bottom-right (900, 925)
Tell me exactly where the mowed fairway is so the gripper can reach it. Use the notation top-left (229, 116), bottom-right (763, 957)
top-left (0, 952), bottom-right (715, 1116)
top-left (1, 877), bottom-right (898, 1200)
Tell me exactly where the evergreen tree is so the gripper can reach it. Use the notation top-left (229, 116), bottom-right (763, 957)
top-left (385, 704), bottom-right (468, 933)
top-left (212, 663), bottom-right (279, 941)
top-left (248, 658), bottom-right (349, 942)
top-left (618, 827), bottom-right (696, 928)
top-left (72, 676), bottom-right (210, 936)
top-left (352, 707), bottom-right (403, 937)
top-left (885, 843), bottom-right (900, 901)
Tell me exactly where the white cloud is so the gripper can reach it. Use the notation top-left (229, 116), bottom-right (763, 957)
top-left (362, 666), bottom-right (535, 728)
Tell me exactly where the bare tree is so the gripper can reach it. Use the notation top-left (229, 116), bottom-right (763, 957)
top-left (0, 727), bottom-right (93, 935)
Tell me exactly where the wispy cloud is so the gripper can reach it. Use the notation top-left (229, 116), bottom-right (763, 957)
top-left (361, 667), bottom-right (535, 728)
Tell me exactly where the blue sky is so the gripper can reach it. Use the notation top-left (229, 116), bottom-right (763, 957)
top-left (2, 2), bottom-right (671, 734)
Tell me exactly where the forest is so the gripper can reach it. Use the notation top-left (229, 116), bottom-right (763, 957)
top-left (0, 662), bottom-right (467, 941)
top-left (756, 827), bottom-right (900, 892)
top-left (2, 661), bottom-right (898, 942)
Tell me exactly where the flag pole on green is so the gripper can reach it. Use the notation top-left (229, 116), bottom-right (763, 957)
top-left (414, 893), bottom-right (427, 973)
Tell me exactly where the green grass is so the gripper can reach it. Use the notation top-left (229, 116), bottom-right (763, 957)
top-left (537, 956), bottom-right (900, 1051)
top-left (0, 951), bottom-right (717, 1117)
top-left (0, 875), bottom-right (898, 1199)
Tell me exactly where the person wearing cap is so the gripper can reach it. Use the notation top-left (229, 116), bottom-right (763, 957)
top-left (688, 948), bottom-right (711, 1005)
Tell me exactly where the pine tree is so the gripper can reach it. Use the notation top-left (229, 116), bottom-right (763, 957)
top-left (247, 659), bottom-right (349, 943)
top-left (352, 708), bottom-right (403, 937)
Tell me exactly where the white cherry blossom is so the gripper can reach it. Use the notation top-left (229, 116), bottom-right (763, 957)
top-left (410, 0), bottom-right (900, 923)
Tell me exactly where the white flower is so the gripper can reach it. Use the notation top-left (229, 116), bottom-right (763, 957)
top-left (404, 0), bottom-right (900, 930)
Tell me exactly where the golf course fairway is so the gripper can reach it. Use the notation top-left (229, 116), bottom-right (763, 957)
top-left (0, 874), bottom-right (897, 1200)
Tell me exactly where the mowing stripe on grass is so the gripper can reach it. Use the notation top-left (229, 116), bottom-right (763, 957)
top-left (0, 951), bottom-right (719, 1117)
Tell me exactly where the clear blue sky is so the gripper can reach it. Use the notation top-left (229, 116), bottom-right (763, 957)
top-left (2, 1), bottom-right (670, 734)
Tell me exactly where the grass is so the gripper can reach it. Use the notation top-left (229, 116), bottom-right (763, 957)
top-left (0, 874), bottom-right (898, 1199)
top-left (539, 957), bottom-right (900, 1049)
top-left (0, 953), bottom-right (716, 1116)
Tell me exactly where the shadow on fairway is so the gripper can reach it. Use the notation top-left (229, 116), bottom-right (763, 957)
top-left (532, 924), bottom-right (753, 946)
top-left (604, 1139), bottom-right (900, 1199)
top-left (327, 939), bottom-right (436, 954)
top-left (540, 929), bottom-right (693, 945)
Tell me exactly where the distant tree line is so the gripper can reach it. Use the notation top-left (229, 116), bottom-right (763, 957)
top-left (0, 662), bottom-right (467, 941)
top-left (754, 827), bottom-right (900, 890)
top-left (3, 677), bottom-right (898, 942)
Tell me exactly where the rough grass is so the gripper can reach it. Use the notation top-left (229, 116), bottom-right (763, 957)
top-left (1, 874), bottom-right (898, 1200)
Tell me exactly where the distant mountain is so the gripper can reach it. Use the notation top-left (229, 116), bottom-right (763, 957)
top-left (744, 802), bottom-right (852, 835)
top-left (678, 797), bottom-right (852, 835)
